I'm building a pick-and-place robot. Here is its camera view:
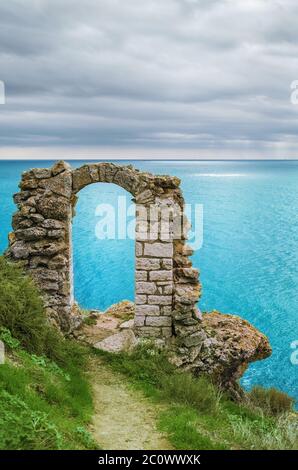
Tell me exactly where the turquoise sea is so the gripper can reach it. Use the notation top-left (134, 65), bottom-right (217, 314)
top-left (0, 160), bottom-right (297, 403)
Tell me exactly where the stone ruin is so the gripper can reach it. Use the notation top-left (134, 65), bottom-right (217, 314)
top-left (6, 161), bottom-right (272, 395)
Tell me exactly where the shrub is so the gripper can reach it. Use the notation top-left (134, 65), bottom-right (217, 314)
top-left (248, 386), bottom-right (295, 416)
top-left (0, 390), bottom-right (62, 450)
top-left (0, 256), bottom-right (86, 368)
top-left (160, 372), bottom-right (220, 414)
top-left (0, 256), bottom-right (50, 353)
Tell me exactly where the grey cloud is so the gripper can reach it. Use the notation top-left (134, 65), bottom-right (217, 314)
top-left (0, 0), bottom-right (298, 156)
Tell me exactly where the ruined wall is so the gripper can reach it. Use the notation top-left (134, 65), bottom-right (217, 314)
top-left (7, 161), bottom-right (202, 347)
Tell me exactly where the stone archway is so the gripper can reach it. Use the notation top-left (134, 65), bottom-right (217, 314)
top-left (7, 161), bottom-right (202, 344)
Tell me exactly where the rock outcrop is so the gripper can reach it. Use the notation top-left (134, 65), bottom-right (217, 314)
top-left (73, 301), bottom-right (271, 397)
top-left (170, 310), bottom-right (271, 398)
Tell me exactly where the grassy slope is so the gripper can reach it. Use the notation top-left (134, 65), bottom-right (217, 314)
top-left (95, 346), bottom-right (298, 450)
top-left (0, 256), bottom-right (98, 450)
top-left (0, 330), bottom-right (98, 450)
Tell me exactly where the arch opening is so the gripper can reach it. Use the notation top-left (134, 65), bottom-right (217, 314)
top-left (72, 182), bottom-right (135, 312)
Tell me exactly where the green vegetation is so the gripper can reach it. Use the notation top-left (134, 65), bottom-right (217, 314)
top-left (0, 257), bottom-right (97, 450)
top-left (0, 255), bottom-right (297, 450)
top-left (96, 342), bottom-right (298, 450)
top-left (248, 386), bottom-right (295, 417)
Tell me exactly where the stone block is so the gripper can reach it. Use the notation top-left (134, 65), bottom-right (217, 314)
top-left (182, 331), bottom-right (205, 348)
top-left (72, 165), bottom-right (92, 192)
top-left (134, 316), bottom-right (146, 327)
top-left (51, 161), bottom-right (71, 176)
top-left (135, 271), bottom-right (147, 281)
top-left (161, 327), bottom-right (173, 338)
top-left (16, 227), bottom-right (47, 241)
top-left (136, 242), bottom-right (143, 256)
top-left (135, 327), bottom-right (161, 338)
top-left (146, 316), bottom-right (172, 327)
top-left (39, 172), bottom-right (72, 198)
top-left (161, 258), bottom-right (173, 270)
top-left (135, 294), bottom-right (147, 305)
top-left (144, 242), bottom-right (173, 258)
top-left (136, 258), bottom-right (160, 271)
top-left (149, 270), bottom-right (172, 281)
top-left (135, 305), bottom-right (160, 316)
top-left (148, 295), bottom-right (172, 305)
top-left (136, 282), bottom-right (157, 294)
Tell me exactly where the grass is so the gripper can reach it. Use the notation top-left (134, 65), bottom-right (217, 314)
top-left (0, 329), bottom-right (98, 450)
top-left (0, 257), bottom-right (98, 450)
top-left (0, 256), bottom-right (77, 367)
top-left (95, 341), bottom-right (298, 450)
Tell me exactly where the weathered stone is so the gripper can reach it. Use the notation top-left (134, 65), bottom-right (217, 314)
top-left (136, 189), bottom-right (154, 204)
top-left (93, 329), bottom-right (137, 353)
top-left (48, 254), bottom-right (67, 269)
top-left (39, 172), bottom-right (72, 198)
top-left (29, 213), bottom-right (44, 224)
top-left (144, 242), bottom-right (173, 258)
top-left (146, 316), bottom-right (172, 327)
top-left (99, 163), bottom-right (119, 183)
top-left (29, 256), bottom-right (50, 268)
top-left (163, 284), bottom-right (173, 295)
top-left (51, 160), bottom-right (71, 176)
top-left (30, 241), bottom-right (66, 257)
top-left (16, 227), bottom-right (47, 241)
top-left (162, 327), bottom-right (173, 338)
top-left (175, 268), bottom-right (198, 280)
top-left (136, 282), bottom-right (157, 294)
top-left (135, 242), bottom-right (143, 256)
top-left (88, 164), bottom-right (100, 182)
top-left (31, 269), bottom-right (59, 282)
top-left (20, 179), bottom-right (38, 190)
top-left (10, 241), bottom-right (29, 259)
top-left (135, 305), bottom-right (160, 316)
top-left (134, 316), bottom-right (146, 327)
top-left (182, 331), bottom-right (205, 348)
top-left (148, 295), bottom-right (172, 305)
top-left (149, 270), bottom-right (172, 281)
top-left (13, 191), bottom-right (31, 205)
top-left (135, 326), bottom-right (161, 338)
top-left (72, 165), bottom-right (92, 192)
top-left (32, 168), bottom-right (52, 179)
top-left (175, 284), bottom-right (201, 304)
top-left (119, 319), bottom-right (134, 329)
top-left (47, 229), bottom-right (65, 239)
top-left (161, 258), bottom-right (173, 270)
top-left (136, 258), bottom-right (160, 271)
top-left (37, 196), bottom-right (70, 220)
top-left (41, 219), bottom-right (64, 229)
top-left (135, 271), bottom-right (147, 281)
top-left (135, 294), bottom-right (147, 305)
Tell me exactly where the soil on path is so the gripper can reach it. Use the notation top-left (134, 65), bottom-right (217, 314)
top-left (88, 358), bottom-right (173, 450)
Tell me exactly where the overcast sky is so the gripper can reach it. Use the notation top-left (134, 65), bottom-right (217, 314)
top-left (1, 0), bottom-right (298, 159)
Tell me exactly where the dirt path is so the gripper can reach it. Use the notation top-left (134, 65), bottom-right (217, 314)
top-left (88, 358), bottom-right (172, 450)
